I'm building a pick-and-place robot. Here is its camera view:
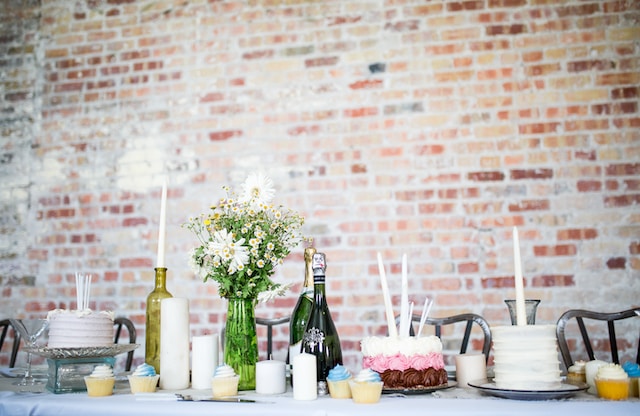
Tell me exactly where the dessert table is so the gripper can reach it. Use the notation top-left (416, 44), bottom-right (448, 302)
top-left (0, 374), bottom-right (637, 416)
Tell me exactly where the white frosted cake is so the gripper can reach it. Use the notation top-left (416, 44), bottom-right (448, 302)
top-left (47, 309), bottom-right (115, 348)
top-left (492, 325), bottom-right (562, 390)
top-left (361, 335), bottom-right (448, 389)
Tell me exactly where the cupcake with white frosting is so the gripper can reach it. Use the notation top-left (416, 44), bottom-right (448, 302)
top-left (84, 364), bottom-right (115, 397)
top-left (595, 363), bottom-right (630, 400)
top-left (348, 368), bottom-right (383, 404)
top-left (211, 363), bottom-right (239, 398)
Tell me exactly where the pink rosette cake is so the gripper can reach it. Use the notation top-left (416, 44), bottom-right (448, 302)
top-left (361, 335), bottom-right (447, 389)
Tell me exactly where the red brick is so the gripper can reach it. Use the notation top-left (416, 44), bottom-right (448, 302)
top-left (327, 16), bottom-right (362, 26)
top-left (305, 56), bottom-right (338, 67)
top-left (510, 168), bottom-right (553, 180)
top-left (604, 194), bottom-right (640, 207)
top-left (468, 171), bottom-right (505, 182)
top-left (123, 218), bottom-right (148, 227)
top-left (481, 276), bottom-right (519, 289)
top-left (384, 20), bottom-right (420, 32)
top-left (489, 0), bottom-right (526, 7)
top-left (209, 130), bottom-right (242, 141)
top-left (458, 262), bottom-right (479, 273)
top-left (533, 244), bottom-right (577, 256)
top-left (557, 228), bottom-right (598, 240)
top-left (605, 163), bottom-right (640, 176)
top-left (509, 200), bottom-right (550, 212)
top-left (606, 257), bottom-right (626, 269)
top-left (344, 107), bottom-right (378, 118)
top-left (349, 79), bottom-right (383, 90)
top-left (486, 24), bottom-right (527, 36)
top-left (531, 274), bottom-right (575, 287)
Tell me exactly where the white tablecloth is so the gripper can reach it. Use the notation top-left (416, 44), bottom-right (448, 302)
top-left (1, 377), bottom-right (638, 416)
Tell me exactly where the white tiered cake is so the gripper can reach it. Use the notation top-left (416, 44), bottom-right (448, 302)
top-left (492, 325), bottom-right (562, 390)
top-left (47, 309), bottom-right (114, 348)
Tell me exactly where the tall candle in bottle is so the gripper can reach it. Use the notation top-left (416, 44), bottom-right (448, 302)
top-left (512, 227), bottom-right (527, 326)
top-left (160, 298), bottom-right (190, 389)
top-left (156, 180), bottom-right (167, 268)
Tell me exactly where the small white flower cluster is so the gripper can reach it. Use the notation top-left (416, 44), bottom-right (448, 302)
top-left (184, 172), bottom-right (305, 301)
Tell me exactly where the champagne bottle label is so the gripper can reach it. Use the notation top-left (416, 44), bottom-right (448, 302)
top-left (302, 327), bottom-right (325, 348)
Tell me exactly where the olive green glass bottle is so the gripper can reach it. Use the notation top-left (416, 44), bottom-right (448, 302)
top-left (145, 267), bottom-right (173, 374)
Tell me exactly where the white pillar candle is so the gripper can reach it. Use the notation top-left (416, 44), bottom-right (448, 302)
top-left (256, 359), bottom-right (286, 395)
top-left (160, 298), bottom-right (190, 390)
top-left (454, 353), bottom-right (486, 388)
top-left (156, 180), bottom-right (167, 268)
top-left (512, 227), bottom-right (527, 326)
top-left (191, 334), bottom-right (218, 390)
top-left (293, 353), bottom-right (317, 400)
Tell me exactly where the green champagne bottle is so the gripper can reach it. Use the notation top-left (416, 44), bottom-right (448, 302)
top-left (145, 267), bottom-right (173, 374)
top-left (301, 252), bottom-right (343, 393)
top-left (289, 247), bottom-right (316, 362)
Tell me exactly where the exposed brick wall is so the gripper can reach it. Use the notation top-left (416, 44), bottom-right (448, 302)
top-left (1, 0), bottom-right (638, 371)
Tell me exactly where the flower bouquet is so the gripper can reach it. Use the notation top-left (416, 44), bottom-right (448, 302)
top-left (184, 172), bottom-right (305, 389)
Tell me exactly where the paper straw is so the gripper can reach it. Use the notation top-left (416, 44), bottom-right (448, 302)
top-left (85, 274), bottom-right (92, 310)
top-left (399, 253), bottom-right (409, 337)
top-left (377, 252), bottom-right (397, 338)
top-left (407, 301), bottom-right (414, 335)
top-left (417, 297), bottom-right (433, 338)
top-left (75, 272), bottom-right (80, 310)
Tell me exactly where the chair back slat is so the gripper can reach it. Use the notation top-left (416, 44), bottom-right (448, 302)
top-left (608, 320), bottom-right (619, 364)
top-left (114, 317), bottom-right (136, 371)
top-left (460, 320), bottom-right (474, 355)
top-left (576, 317), bottom-right (594, 360)
top-left (256, 316), bottom-right (290, 360)
top-left (0, 319), bottom-right (21, 368)
top-left (556, 308), bottom-right (640, 371)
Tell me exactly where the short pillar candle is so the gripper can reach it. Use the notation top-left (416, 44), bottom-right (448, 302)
top-left (256, 359), bottom-right (286, 395)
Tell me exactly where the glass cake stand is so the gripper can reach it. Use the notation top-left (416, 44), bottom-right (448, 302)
top-left (27, 344), bottom-right (138, 394)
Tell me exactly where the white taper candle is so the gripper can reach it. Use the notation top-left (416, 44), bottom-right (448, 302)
top-left (156, 180), bottom-right (167, 268)
top-left (377, 252), bottom-right (398, 338)
top-left (512, 227), bottom-right (527, 326)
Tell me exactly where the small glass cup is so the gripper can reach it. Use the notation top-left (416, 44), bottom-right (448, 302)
top-left (505, 299), bottom-right (540, 325)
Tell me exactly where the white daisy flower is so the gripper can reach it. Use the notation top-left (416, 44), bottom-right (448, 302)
top-left (239, 172), bottom-right (275, 208)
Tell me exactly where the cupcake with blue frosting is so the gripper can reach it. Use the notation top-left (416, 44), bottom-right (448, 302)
top-left (349, 368), bottom-right (383, 404)
top-left (622, 361), bottom-right (640, 397)
top-left (327, 364), bottom-right (352, 399)
top-left (128, 363), bottom-right (160, 393)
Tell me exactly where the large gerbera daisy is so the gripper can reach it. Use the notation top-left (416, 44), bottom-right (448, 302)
top-left (239, 172), bottom-right (275, 208)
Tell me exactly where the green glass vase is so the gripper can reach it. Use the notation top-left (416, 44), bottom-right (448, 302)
top-left (224, 297), bottom-right (258, 390)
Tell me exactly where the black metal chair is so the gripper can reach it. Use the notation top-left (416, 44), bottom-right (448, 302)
top-left (0, 319), bottom-right (21, 368)
top-left (114, 317), bottom-right (136, 371)
top-left (256, 316), bottom-right (290, 360)
top-left (396, 313), bottom-right (492, 363)
top-left (556, 307), bottom-right (640, 371)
